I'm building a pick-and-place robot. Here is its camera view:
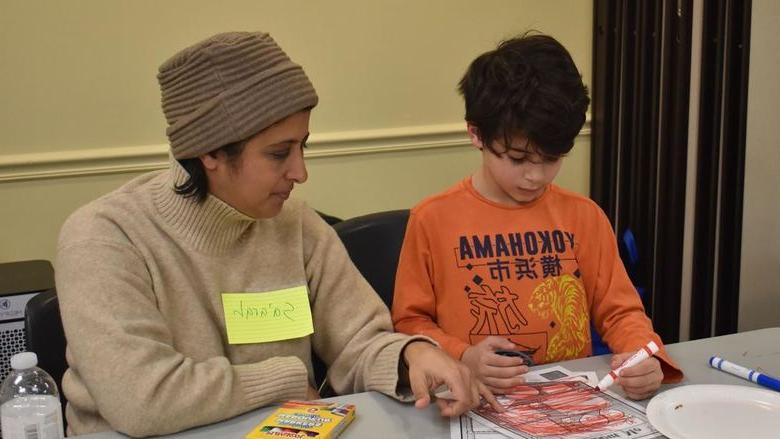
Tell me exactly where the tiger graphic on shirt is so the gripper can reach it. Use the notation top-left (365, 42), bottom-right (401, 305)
top-left (527, 274), bottom-right (589, 362)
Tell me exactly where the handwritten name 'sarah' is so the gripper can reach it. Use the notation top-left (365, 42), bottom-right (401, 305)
top-left (233, 301), bottom-right (295, 321)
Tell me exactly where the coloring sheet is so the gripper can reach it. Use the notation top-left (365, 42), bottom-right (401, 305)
top-left (451, 366), bottom-right (662, 439)
top-left (450, 416), bottom-right (509, 439)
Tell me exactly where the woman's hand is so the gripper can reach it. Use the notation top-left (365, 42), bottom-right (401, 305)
top-left (461, 336), bottom-right (529, 394)
top-left (306, 385), bottom-right (321, 400)
top-left (403, 341), bottom-right (502, 416)
top-left (610, 352), bottom-right (663, 400)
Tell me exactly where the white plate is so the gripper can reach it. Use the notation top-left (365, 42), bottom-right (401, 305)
top-left (647, 384), bottom-right (780, 439)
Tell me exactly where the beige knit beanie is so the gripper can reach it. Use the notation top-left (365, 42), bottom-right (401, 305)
top-left (158, 32), bottom-right (318, 159)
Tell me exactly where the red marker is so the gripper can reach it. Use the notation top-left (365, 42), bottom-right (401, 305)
top-left (595, 341), bottom-right (659, 391)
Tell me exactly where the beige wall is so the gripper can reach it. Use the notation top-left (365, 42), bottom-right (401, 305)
top-left (739, 0), bottom-right (780, 331)
top-left (0, 0), bottom-right (592, 264)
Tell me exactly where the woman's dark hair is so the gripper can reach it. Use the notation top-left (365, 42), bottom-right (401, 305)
top-left (458, 32), bottom-right (590, 157)
top-left (174, 140), bottom-right (247, 202)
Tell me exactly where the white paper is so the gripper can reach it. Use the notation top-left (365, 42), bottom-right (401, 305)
top-left (451, 366), bottom-right (661, 439)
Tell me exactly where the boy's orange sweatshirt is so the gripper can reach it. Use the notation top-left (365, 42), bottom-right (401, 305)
top-left (392, 178), bottom-right (682, 382)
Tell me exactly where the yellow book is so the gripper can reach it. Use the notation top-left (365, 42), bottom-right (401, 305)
top-left (246, 400), bottom-right (356, 439)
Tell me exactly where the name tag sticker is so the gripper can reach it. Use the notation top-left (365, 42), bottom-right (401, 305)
top-left (221, 285), bottom-right (313, 344)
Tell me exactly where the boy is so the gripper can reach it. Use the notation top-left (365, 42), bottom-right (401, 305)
top-left (391, 33), bottom-right (682, 400)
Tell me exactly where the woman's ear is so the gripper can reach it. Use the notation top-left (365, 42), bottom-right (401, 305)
top-left (466, 123), bottom-right (484, 150)
top-left (199, 151), bottom-right (221, 172)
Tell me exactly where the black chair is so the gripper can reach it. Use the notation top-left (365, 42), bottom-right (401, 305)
top-left (316, 210), bottom-right (342, 226)
top-left (24, 288), bottom-right (68, 425)
top-left (333, 209), bottom-right (411, 309)
top-left (310, 210), bottom-right (410, 395)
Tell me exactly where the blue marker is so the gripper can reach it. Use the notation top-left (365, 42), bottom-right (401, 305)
top-left (709, 356), bottom-right (780, 392)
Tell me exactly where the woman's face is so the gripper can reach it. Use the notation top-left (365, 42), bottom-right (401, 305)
top-left (201, 110), bottom-right (311, 219)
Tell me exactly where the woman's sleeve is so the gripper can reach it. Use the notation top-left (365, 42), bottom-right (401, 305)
top-left (56, 222), bottom-right (308, 437)
top-left (300, 207), bottom-right (425, 400)
top-left (578, 205), bottom-right (683, 383)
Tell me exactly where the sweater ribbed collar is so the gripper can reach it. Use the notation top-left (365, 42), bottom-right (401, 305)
top-left (152, 161), bottom-right (256, 254)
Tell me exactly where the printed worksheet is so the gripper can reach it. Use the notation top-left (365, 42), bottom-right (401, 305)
top-left (450, 366), bottom-right (662, 439)
top-left (451, 416), bottom-right (509, 439)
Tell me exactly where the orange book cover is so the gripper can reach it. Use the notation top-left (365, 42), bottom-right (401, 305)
top-left (245, 400), bottom-right (356, 439)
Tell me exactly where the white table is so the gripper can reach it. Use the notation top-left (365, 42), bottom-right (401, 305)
top-left (74, 327), bottom-right (780, 438)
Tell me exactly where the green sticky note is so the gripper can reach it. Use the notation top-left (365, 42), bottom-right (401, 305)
top-left (221, 286), bottom-right (313, 344)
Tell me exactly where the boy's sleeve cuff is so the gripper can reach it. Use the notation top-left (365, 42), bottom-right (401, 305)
top-left (655, 351), bottom-right (684, 383)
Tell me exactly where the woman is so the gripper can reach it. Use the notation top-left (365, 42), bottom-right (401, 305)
top-left (55, 32), bottom-right (496, 437)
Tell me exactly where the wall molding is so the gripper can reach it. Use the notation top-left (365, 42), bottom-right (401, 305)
top-left (0, 121), bottom-right (590, 183)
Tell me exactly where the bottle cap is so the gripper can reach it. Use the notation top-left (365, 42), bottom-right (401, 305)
top-left (10, 352), bottom-right (38, 370)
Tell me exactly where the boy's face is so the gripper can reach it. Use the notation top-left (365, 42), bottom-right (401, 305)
top-left (469, 125), bottom-right (563, 205)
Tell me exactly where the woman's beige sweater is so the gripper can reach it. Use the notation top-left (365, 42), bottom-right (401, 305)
top-left (55, 164), bottom-right (415, 437)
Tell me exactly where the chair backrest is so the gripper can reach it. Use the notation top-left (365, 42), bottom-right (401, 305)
top-left (332, 209), bottom-right (410, 309)
top-left (312, 210), bottom-right (410, 394)
top-left (24, 288), bottom-right (68, 418)
top-left (316, 210), bottom-right (343, 226)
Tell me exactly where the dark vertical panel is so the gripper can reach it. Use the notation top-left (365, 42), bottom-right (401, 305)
top-left (615, 1), bottom-right (662, 316)
top-left (591, 0), bottom-right (621, 219)
top-left (592, 0), bottom-right (692, 344)
top-left (593, 0), bottom-right (748, 342)
top-left (623, 1), bottom-right (642, 302)
top-left (637, 1), bottom-right (663, 314)
top-left (714, 0), bottom-right (751, 335)
top-left (653, 0), bottom-right (693, 343)
top-left (617, 0), bottom-right (637, 239)
top-left (689, 0), bottom-right (726, 340)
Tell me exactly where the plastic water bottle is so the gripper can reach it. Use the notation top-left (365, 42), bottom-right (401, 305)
top-left (0, 352), bottom-right (64, 439)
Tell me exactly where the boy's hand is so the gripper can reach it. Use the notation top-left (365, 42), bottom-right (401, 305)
top-left (610, 352), bottom-right (663, 400)
top-left (461, 336), bottom-right (529, 394)
top-left (403, 341), bottom-right (502, 416)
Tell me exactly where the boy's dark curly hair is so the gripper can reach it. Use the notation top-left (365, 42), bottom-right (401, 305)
top-left (458, 32), bottom-right (590, 157)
